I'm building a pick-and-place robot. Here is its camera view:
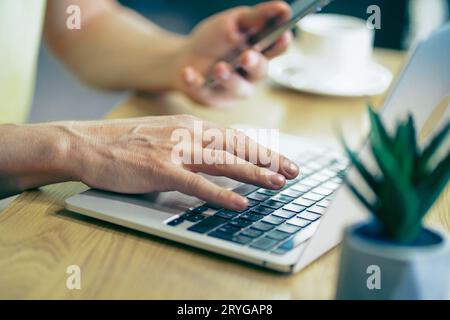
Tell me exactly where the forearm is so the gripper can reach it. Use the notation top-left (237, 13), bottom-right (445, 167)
top-left (0, 124), bottom-right (76, 198)
top-left (44, 0), bottom-right (187, 91)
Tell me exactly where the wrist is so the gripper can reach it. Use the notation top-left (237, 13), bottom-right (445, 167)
top-left (142, 34), bottom-right (189, 92)
top-left (45, 122), bottom-right (81, 183)
top-left (27, 123), bottom-right (79, 184)
top-left (0, 123), bottom-right (79, 193)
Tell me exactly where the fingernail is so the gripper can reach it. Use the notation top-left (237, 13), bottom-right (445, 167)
top-left (219, 69), bottom-right (231, 81)
top-left (231, 193), bottom-right (248, 209)
top-left (245, 51), bottom-right (259, 68)
top-left (269, 174), bottom-right (285, 188)
top-left (283, 160), bottom-right (299, 177)
top-left (183, 68), bottom-right (195, 84)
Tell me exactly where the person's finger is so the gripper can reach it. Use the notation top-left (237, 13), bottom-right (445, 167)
top-left (230, 130), bottom-right (299, 179)
top-left (200, 125), bottom-right (299, 179)
top-left (179, 66), bottom-right (219, 106)
top-left (262, 31), bottom-right (293, 58)
top-left (212, 62), bottom-right (255, 98)
top-left (186, 149), bottom-right (286, 190)
top-left (238, 49), bottom-right (267, 82)
top-left (180, 66), bottom-right (205, 89)
top-left (237, 1), bottom-right (291, 33)
top-left (168, 166), bottom-right (248, 211)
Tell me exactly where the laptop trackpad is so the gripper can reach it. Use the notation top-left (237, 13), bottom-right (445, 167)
top-left (77, 175), bottom-right (241, 220)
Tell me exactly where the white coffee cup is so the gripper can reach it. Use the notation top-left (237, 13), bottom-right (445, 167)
top-left (296, 14), bottom-right (375, 78)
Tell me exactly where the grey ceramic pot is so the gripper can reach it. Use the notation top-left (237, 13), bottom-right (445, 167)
top-left (336, 222), bottom-right (450, 300)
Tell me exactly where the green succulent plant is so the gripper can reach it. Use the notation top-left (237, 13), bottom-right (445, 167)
top-left (342, 106), bottom-right (450, 244)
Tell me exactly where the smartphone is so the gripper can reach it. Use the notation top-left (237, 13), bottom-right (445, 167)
top-left (206, 0), bottom-right (334, 86)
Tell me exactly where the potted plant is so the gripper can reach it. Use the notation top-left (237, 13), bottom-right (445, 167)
top-left (336, 107), bottom-right (450, 300)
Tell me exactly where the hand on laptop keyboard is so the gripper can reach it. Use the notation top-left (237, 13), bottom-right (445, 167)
top-left (65, 115), bottom-right (298, 211)
top-left (169, 151), bottom-right (348, 255)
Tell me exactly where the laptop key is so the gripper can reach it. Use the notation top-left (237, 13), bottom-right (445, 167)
top-left (323, 181), bottom-right (340, 190)
top-left (229, 217), bottom-right (253, 228)
top-left (181, 211), bottom-right (196, 219)
top-left (191, 206), bottom-right (208, 214)
top-left (262, 215), bottom-right (285, 225)
top-left (232, 234), bottom-right (253, 245)
top-left (307, 205), bottom-right (326, 215)
top-left (207, 230), bottom-right (253, 244)
top-left (302, 192), bottom-right (325, 202)
top-left (261, 200), bottom-right (284, 210)
top-left (258, 189), bottom-right (280, 196)
top-left (287, 217), bottom-right (311, 228)
top-left (316, 199), bottom-right (331, 208)
top-left (247, 199), bottom-right (260, 207)
top-left (266, 230), bottom-right (291, 241)
top-left (281, 189), bottom-right (304, 198)
top-left (167, 217), bottom-right (185, 226)
top-left (301, 178), bottom-right (321, 188)
top-left (188, 216), bottom-right (228, 233)
top-left (272, 247), bottom-right (289, 255)
top-left (298, 167), bottom-right (313, 176)
top-left (205, 203), bottom-right (222, 210)
top-left (293, 198), bottom-right (316, 207)
top-left (217, 224), bottom-right (241, 235)
top-left (271, 194), bottom-right (295, 204)
top-left (283, 203), bottom-right (307, 213)
top-left (247, 192), bottom-right (271, 202)
top-left (208, 230), bottom-right (233, 241)
top-left (240, 212), bottom-right (264, 222)
top-left (291, 184), bottom-right (311, 193)
top-left (277, 224), bottom-right (302, 234)
top-left (240, 228), bottom-right (264, 238)
top-left (311, 186), bottom-right (334, 196)
top-left (233, 184), bottom-right (259, 196)
top-left (215, 209), bottom-right (242, 219)
top-left (251, 222), bottom-right (276, 232)
top-left (320, 168), bottom-right (337, 178)
top-left (250, 237), bottom-right (279, 251)
top-left (185, 214), bottom-right (206, 222)
top-left (309, 173), bottom-right (329, 182)
top-left (297, 211), bottom-right (321, 221)
top-left (305, 162), bottom-right (323, 171)
top-left (272, 209), bottom-right (296, 219)
top-left (251, 205), bottom-right (274, 216)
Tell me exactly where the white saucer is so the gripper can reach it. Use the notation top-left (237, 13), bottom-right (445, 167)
top-left (268, 52), bottom-right (393, 97)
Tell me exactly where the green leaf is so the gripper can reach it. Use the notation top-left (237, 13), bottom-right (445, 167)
top-left (368, 110), bottom-right (421, 242)
top-left (393, 115), bottom-right (417, 180)
top-left (345, 181), bottom-right (375, 213)
top-left (418, 152), bottom-right (450, 218)
top-left (340, 137), bottom-right (380, 196)
top-left (417, 122), bottom-right (450, 180)
top-left (368, 106), bottom-right (394, 153)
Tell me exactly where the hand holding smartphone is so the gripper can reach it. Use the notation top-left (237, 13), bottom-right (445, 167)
top-left (206, 0), bottom-right (334, 87)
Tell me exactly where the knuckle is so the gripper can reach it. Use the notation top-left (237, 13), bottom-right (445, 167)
top-left (214, 187), bottom-right (230, 203)
top-left (184, 173), bottom-right (202, 189)
top-left (249, 165), bottom-right (262, 182)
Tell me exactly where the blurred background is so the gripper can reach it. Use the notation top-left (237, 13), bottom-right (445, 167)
top-left (29, 0), bottom-right (450, 122)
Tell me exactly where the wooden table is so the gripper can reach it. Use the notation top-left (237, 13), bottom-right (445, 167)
top-left (0, 49), bottom-right (448, 299)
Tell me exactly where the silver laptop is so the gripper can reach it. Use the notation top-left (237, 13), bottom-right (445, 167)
top-left (65, 25), bottom-right (450, 273)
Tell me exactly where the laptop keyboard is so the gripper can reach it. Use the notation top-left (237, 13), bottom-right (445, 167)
top-left (167, 151), bottom-right (348, 255)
